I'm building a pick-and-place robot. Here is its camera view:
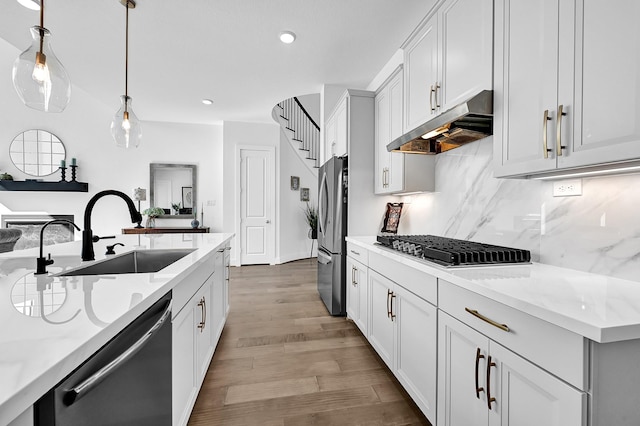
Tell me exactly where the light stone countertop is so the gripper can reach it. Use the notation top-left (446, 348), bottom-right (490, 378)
top-left (0, 233), bottom-right (233, 426)
top-left (347, 236), bottom-right (640, 344)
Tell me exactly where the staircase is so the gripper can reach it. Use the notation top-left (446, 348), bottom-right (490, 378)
top-left (272, 97), bottom-right (321, 175)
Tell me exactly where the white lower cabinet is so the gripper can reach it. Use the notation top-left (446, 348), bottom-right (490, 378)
top-left (367, 269), bottom-right (437, 422)
top-left (346, 256), bottom-right (368, 335)
top-left (437, 310), bottom-right (586, 426)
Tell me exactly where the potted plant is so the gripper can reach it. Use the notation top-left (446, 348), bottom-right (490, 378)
top-left (171, 202), bottom-right (181, 215)
top-left (142, 206), bottom-right (164, 228)
top-left (303, 202), bottom-right (318, 239)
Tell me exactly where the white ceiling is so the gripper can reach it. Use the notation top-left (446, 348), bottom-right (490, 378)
top-left (1, 0), bottom-right (430, 125)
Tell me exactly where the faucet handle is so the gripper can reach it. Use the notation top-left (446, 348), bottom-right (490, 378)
top-left (46, 253), bottom-right (54, 266)
top-left (105, 243), bottom-right (125, 255)
top-left (92, 235), bottom-right (116, 243)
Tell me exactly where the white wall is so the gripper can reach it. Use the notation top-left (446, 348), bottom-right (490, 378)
top-left (0, 38), bottom-right (222, 242)
top-left (296, 93), bottom-right (321, 125)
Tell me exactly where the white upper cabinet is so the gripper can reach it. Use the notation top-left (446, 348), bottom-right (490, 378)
top-left (403, 0), bottom-right (493, 134)
top-left (494, 0), bottom-right (640, 178)
top-left (325, 96), bottom-right (349, 160)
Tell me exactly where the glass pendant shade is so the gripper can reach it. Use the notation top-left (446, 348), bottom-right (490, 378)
top-left (12, 26), bottom-right (71, 113)
top-left (111, 95), bottom-right (142, 149)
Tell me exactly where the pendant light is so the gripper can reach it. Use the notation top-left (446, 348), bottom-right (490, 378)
top-left (111, 0), bottom-right (142, 148)
top-left (12, 0), bottom-right (71, 112)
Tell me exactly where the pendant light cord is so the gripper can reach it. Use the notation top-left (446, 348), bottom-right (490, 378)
top-left (124, 0), bottom-right (129, 112)
top-left (38, 0), bottom-right (44, 53)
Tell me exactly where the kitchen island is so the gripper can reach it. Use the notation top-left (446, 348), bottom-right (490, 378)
top-left (0, 233), bottom-right (233, 426)
top-left (347, 236), bottom-right (640, 426)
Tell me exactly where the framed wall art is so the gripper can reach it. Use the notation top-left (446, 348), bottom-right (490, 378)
top-left (300, 187), bottom-right (310, 201)
top-left (291, 176), bottom-right (300, 190)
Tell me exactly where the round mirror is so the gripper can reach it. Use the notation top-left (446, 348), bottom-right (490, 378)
top-left (10, 129), bottom-right (66, 177)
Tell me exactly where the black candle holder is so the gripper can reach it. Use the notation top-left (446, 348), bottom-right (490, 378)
top-left (70, 165), bottom-right (78, 182)
top-left (59, 166), bottom-right (67, 182)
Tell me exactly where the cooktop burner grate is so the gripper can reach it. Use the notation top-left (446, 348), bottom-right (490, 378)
top-left (376, 235), bottom-right (531, 267)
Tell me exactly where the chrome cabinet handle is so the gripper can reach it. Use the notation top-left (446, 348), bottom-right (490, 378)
top-left (350, 249), bottom-right (360, 256)
top-left (486, 355), bottom-right (497, 409)
top-left (434, 83), bottom-right (441, 109)
top-left (542, 110), bottom-right (552, 159)
top-left (387, 289), bottom-right (392, 318)
top-left (65, 299), bottom-right (172, 406)
top-left (390, 292), bottom-right (396, 321)
top-left (197, 297), bottom-right (206, 331)
top-left (557, 104), bottom-right (567, 156)
top-left (475, 348), bottom-right (485, 399)
top-left (465, 308), bottom-right (510, 332)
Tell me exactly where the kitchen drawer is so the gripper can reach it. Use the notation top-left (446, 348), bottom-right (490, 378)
top-left (438, 280), bottom-right (587, 390)
top-left (369, 251), bottom-right (437, 305)
top-left (172, 252), bottom-right (215, 319)
top-left (346, 242), bottom-right (368, 266)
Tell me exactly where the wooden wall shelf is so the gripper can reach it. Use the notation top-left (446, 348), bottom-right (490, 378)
top-left (0, 180), bottom-right (89, 192)
top-left (122, 227), bottom-right (210, 235)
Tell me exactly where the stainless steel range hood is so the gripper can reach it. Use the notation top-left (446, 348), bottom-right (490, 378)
top-left (387, 90), bottom-right (493, 154)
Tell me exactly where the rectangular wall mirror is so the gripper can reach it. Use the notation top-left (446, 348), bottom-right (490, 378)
top-left (150, 163), bottom-right (197, 219)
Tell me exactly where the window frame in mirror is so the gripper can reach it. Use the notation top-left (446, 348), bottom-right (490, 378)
top-left (149, 163), bottom-right (197, 220)
top-left (10, 129), bottom-right (66, 177)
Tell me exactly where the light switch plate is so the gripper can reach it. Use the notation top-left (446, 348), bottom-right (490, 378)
top-left (553, 179), bottom-right (582, 197)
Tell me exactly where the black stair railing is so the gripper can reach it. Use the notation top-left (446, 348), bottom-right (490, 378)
top-left (277, 97), bottom-right (321, 168)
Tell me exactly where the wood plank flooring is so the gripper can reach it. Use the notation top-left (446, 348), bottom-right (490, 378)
top-left (188, 259), bottom-right (431, 426)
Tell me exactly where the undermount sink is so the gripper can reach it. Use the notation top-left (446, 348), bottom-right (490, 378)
top-left (58, 249), bottom-right (196, 276)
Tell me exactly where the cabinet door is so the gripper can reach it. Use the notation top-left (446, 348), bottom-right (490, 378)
top-left (172, 304), bottom-right (197, 426)
top-left (375, 83), bottom-right (391, 194)
top-left (394, 285), bottom-right (437, 423)
top-left (387, 72), bottom-right (405, 193)
top-left (224, 247), bottom-right (231, 316)
top-left (335, 99), bottom-right (349, 157)
top-left (439, 0), bottom-right (493, 111)
top-left (195, 280), bottom-right (213, 383)
top-left (346, 256), bottom-right (360, 324)
top-left (493, 0), bottom-right (561, 177)
top-left (438, 311), bottom-right (489, 426)
top-left (368, 270), bottom-right (395, 369)
top-left (561, 0), bottom-right (640, 169)
top-left (404, 13), bottom-right (439, 132)
top-left (488, 342), bottom-right (586, 426)
top-left (325, 114), bottom-right (337, 161)
top-left (211, 255), bottom-right (225, 347)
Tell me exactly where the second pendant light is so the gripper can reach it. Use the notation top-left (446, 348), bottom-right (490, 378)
top-left (111, 0), bottom-right (142, 149)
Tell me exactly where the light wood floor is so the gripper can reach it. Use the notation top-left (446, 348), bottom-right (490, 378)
top-left (188, 259), bottom-right (431, 426)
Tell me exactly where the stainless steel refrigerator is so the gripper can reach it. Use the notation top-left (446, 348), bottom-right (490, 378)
top-left (317, 156), bottom-right (348, 316)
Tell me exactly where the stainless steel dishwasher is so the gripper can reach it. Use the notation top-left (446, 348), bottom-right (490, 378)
top-left (35, 291), bottom-right (172, 426)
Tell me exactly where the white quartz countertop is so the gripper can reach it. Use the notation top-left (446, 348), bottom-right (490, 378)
top-left (347, 236), bottom-right (640, 344)
top-left (0, 233), bottom-right (233, 425)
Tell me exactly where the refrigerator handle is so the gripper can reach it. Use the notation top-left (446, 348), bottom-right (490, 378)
top-left (318, 172), bottom-right (327, 236)
top-left (317, 249), bottom-right (332, 265)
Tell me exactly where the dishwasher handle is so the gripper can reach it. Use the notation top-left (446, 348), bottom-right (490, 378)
top-left (63, 299), bottom-right (173, 406)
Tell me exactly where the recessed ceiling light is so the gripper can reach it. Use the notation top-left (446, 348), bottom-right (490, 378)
top-left (201, 99), bottom-right (213, 105)
top-left (16, 0), bottom-right (40, 10)
top-left (279, 31), bottom-right (296, 44)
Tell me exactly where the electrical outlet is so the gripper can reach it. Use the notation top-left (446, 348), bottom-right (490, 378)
top-left (553, 179), bottom-right (582, 197)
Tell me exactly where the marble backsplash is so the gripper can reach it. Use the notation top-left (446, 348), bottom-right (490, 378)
top-left (396, 137), bottom-right (640, 282)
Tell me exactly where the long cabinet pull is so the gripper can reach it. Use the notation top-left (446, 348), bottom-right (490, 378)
top-left (434, 83), bottom-right (441, 109)
top-left (475, 348), bottom-right (485, 399)
top-left (486, 355), bottom-right (497, 409)
top-left (556, 104), bottom-right (567, 156)
top-left (429, 85), bottom-right (435, 112)
top-left (542, 110), bottom-right (552, 159)
top-left (197, 297), bottom-right (206, 331)
top-left (353, 266), bottom-right (358, 286)
top-left (465, 308), bottom-right (510, 332)
top-left (351, 266), bottom-right (355, 285)
top-left (386, 289), bottom-right (392, 318)
top-left (390, 292), bottom-right (396, 321)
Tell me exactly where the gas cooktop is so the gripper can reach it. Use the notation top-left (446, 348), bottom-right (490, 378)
top-left (376, 235), bottom-right (531, 267)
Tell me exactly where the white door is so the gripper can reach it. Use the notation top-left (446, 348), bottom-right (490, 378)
top-left (240, 148), bottom-right (274, 265)
top-left (368, 270), bottom-right (395, 369)
top-left (488, 342), bottom-right (586, 426)
top-left (561, 0), bottom-right (640, 169)
top-left (438, 311), bottom-right (489, 426)
top-left (493, 0), bottom-right (561, 177)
